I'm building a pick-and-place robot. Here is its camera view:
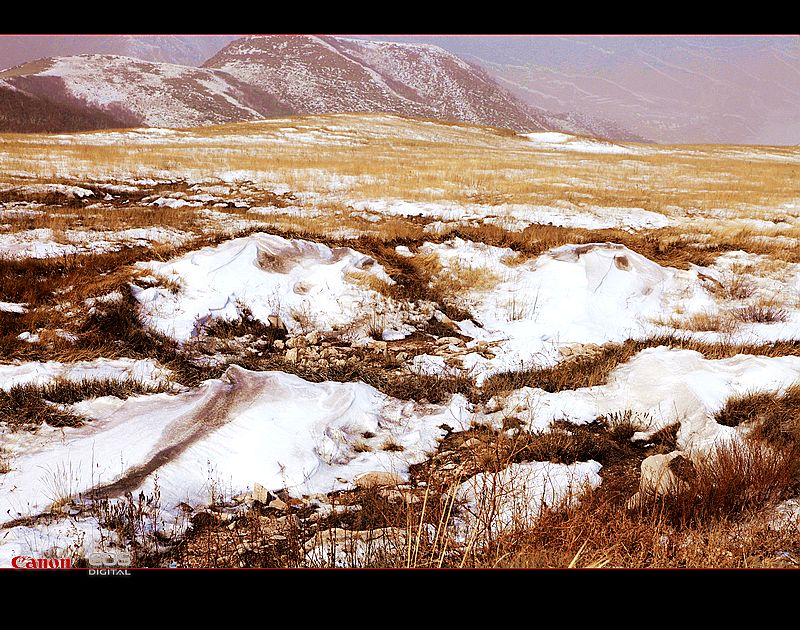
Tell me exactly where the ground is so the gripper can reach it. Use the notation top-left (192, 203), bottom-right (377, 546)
top-left (0, 113), bottom-right (799, 568)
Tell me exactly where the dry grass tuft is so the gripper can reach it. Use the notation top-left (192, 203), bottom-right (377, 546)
top-left (733, 304), bottom-right (788, 324)
top-left (715, 385), bottom-right (800, 450)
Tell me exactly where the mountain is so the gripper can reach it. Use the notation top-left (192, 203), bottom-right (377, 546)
top-left (0, 36), bottom-right (237, 71)
top-left (0, 54), bottom-right (291, 131)
top-left (357, 36), bottom-right (800, 146)
top-left (201, 35), bottom-right (558, 133)
top-left (0, 35), bottom-right (641, 139)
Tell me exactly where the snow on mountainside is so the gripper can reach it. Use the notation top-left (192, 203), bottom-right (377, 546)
top-left (203, 35), bottom-right (551, 132)
top-left (0, 54), bottom-right (291, 130)
top-left (0, 35), bottom-right (641, 137)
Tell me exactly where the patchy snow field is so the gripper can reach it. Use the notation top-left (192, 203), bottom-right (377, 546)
top-left (1, 114), bottom-right (799, 567)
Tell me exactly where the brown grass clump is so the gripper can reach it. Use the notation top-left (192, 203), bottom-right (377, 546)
top-left (636, 440), bottom-right (800, 528)
top-left (0, 377), bottom-right (172, 429)
top-left (671, 311), bottom-right (739, 334)
top-left (715, 385), bottom-right (800, 450)
top-left (733, 304), bottom-right (788, 324)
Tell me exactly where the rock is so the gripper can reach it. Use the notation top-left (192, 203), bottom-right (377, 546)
top-left (626, 451), bottom-right (691, 510)
top-left (267, 315), bottom-right (287, 334)
top-left (436, 336), bottom-right (464, 346)
top-left (305, 331), bottom-right (321, 345)
top-left (253, 483), bottom-right (274, 503)
top-left (353, 471), bottom-right (405, 489)
top-left (273, 339), bottom-right (285, 350)
top-left (268, 498), bottom-right (288, 511)
top-left (286, 336), bottom-right (307, 349)
top-left (191, 512), bottom-right (219, 530)
top-left (379, 488), bottom-right (422, 505)
top-left (367, 340), bottom-right (388, 353)
top-left (285, 348), bottom-right (299, 363)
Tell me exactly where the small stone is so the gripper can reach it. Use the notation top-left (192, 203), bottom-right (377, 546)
top-left (268, 498), bottom-right (288, 511)
top-left (353, 471), bottom-right (405, 489)
top-left (273, 339), bottom-right (285, 350)
top-left (253, 483), bottom-right (273, 503)
top-left (285, 347), bottom-right (299, 363)
top-left (305, 331), bottom-right (321, 345)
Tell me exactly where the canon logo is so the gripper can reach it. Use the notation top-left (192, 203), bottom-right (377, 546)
top-left (11, 556), bottom-right (71, 569)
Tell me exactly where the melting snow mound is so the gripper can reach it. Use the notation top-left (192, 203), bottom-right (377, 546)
top-left (0, 366), bottom-right (472, 526)
top-left (132, 233), bottom-right (401, 341)
top-left (414, 240), bottom-right (715, 380)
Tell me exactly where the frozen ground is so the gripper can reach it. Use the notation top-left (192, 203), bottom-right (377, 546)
top-left (1, 114), bottom-right (799, 567)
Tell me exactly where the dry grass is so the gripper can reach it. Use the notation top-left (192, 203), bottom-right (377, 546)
top-left (165, 414), bottom-right (800, 568)
top-left (2, 114), bottom-right (798, 263)
top-left (670, 311), bottom-right (739, 334)
top-left (715, 385), bottom-right (800, 450)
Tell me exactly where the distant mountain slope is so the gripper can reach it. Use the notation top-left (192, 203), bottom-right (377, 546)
top-left (202, 35), bottom-right (553, 132)
top-left (0, 78), bottom-right (141, 133)
top-left (0, 36), bottom-right (238, 71)
top-left (0, 54), bottom-right (291, 129)
top-left (0, 35), bottom-right (643, 140)
top-left (417, 36), bottom-right (800, 145)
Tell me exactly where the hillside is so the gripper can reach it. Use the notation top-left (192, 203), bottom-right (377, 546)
top-left (0, 55), bottom-right (292, 130)
top-left (204, 35), bottom-right (550, 132)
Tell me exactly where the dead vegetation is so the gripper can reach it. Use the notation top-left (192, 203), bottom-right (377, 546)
top-left (0, 377), bottom-right (172, 429)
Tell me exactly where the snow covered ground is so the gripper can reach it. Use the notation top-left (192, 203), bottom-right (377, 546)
top-left (132, 232), bottom-right (411, 341)
top-left (0, 367), bottom-right (471, 527)
top-left (2, 114), bottom-right (799, 566)
top-left (352, 199), bottom-right (671, 231)
top-left (483, 347), bottom-right (800, 452)
top-left (0, 227), bottom-right (191, 258)
top-left (407, 239), bottom-right (800, 383)
top-left (0, 358), bottom-right (170, 391)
